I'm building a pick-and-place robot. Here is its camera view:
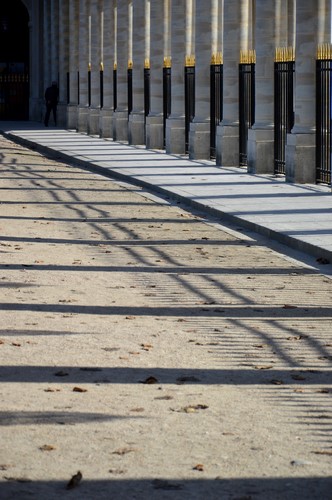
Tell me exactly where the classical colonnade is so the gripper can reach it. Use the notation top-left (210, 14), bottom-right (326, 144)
top-left (33, 1), bottom-right (332, 184)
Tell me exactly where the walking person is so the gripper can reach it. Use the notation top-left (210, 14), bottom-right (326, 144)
top-left (44, 81), bottom-right (59, 126)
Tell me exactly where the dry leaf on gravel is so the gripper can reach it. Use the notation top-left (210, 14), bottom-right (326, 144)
top-left (66, 471), bottom-right (82, 490)
top-left (174, 404), bottom-right (209, 413)
top-left (73, 387), bottom-right (88, 393)
top-left (311, 450), bottom-right (332, 456)
top-left (270, 379), bottom-right (284, 385)
top-left (254, 365), bottom-right (273, 370)
top-left (112, 447), bottom-right (137, 456)
top-left (193, 464), bottom-right (204, 471)
top-left (39, 444), bottom-right (56, 451)
top-left (140, 376), bottom-right (159, 384)
top-left (54, 371), bottom-right (69, 377)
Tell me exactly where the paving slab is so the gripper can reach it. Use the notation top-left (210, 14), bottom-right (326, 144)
top-left (1, 121), bottom-right (332, 263)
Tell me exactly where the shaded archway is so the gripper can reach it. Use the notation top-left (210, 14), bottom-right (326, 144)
top-left (0, 0), bottom-right (29, 120)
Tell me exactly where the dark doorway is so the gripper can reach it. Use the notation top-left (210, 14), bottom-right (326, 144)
top-left (0, 0), bottom-right (29, 120)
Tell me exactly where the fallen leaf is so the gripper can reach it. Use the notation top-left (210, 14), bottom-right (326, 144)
top-left (283, 304), bottom-right (298, 309)
top-left (178, 404), bottom-right (209, 413)
top-left (154, 395), bottom-right (174, 400)
top-left (54, 371), bottom-right (69, 377)
top-left (291, 374), bottom-right (306, 381)
top-left (140, 376), bottom-right (159, 384)
top-left (44, 388), bottom-right (61, 392)
top-left (193, 464), bottom-right (204, 471)
top-left (254, 365), bottom-right (273, 370)
top-left (73, 387), bottom-right (88, 393)
top-left (112, 447), bottom-right (137, 456)
top-left (311, 450), bottom-right (332, 456)
top-left (39, 444), bottom-right (56, 451)
top-left (270, 379), bottom-right (284, 385)
top-left (11, 342), bottom-right (21, 347)
top-left (66, 471), bottom-right (82, 490)
top-left (130, 407), bottom-right (145, 412)
top-left (109, 468), bottom-right (126, 475)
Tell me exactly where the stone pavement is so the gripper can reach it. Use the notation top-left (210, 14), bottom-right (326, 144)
top-left (0, 126), bottom-right (332, 500)
top-left (1, 121), bottom-right (332, 264)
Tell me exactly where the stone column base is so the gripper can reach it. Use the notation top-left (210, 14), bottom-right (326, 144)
top-left (87, 108), bottom-right (101, 136)
top-left (113, 110), bottom-right (128, 142)
top-left (216, 123), bottom-right (239, 166)
top-left (99, 108), bottom-right (113, 138)
top-left (67, 105), bottom-right (78, 130)
top-left (165, 116), bottom-right (185, 155)
top-left (285, 132), bottom-right (316, 184)
top-left (128, 112), bottom-right (145, 145)
top-left (189, 121), bottom-right (210, 160)
top-left (57, 103), bottom-right (67, 128)
top-left (247, 127), bottom-right (274, 174)
top-left (77, 107), bottom-right (89, 133)
top-left (146, 114), bottom-right (164, 150)
top-left (29, 97), bottom-right (43, 123)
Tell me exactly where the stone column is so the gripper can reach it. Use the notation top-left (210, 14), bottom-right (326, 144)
top-left (50, 0), bottom-right (60, 83)
top-left (216, 0), bottom-right (242, 166)
top-left (67, 0), bottom-right (79, 129)
top-left (77, 0), bottom-right (89, 132)
top-left (165, 0), bottom-right (186, 154)
top-left (146, 0), bottom-right (165, 150)
top-left (285, 0), bottom-right (330, 183)
top-left (58, 0), bottom-right (69, 127)
top-left (100, 0), bottom-right (114, 138)
top-left (43, 0), bottom-right (52, 94)
top-left (128, 0), bottom-right (146, 145)
top-left (188, 0), bottom-right (216, 160)
top-left (247, 0), bottom-right (275, 174)
top-left (87, 0), bottom-right (102, 135)
top-left (113, 0), bottom-right (129, 141)
top-left (29, 2), bottom-right (44, 121)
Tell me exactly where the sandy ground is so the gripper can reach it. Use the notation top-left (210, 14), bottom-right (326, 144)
top-left (0, 135), bottom-right (331, 500)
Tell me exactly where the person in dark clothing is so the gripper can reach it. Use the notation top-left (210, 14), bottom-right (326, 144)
top-left (44, 81), bottom-right (59, 126)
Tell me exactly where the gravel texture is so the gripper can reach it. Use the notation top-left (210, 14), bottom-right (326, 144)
top-left (0, 135), bottom-right (331, 499)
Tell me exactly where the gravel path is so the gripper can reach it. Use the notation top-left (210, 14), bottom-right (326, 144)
top-left (0, 135), bottom-right (331, 499)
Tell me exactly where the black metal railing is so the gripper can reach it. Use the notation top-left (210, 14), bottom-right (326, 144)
top-left (239, 51), bottom-right (255, 166)
top-left (88, 68), bottom-right (91, 107)
top-left (316, 45), bottom-right (332, 185)
top-left (274, 48), bottom-right (295, 175)
top-left (100, 69), bottom-right (104, 109)
top-left (144, 66), bottom-right (150, 118)
top-left (185, 57), bottom-right (195, 154)
top-left (0, 73), bottom-right (29, 120)
top-left (163, 58), bottom-right (171, 148)
top-left (210, 56), bottom-right (223, 159)
top-left (127, 67), bottom-right (133, 116)
top-left (113, 67), bottom-right (117, 111)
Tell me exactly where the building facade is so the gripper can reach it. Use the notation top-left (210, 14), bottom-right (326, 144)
top-left (2, 0), bottom-right (332, 185)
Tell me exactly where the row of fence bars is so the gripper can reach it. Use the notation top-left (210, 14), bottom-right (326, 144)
top-left (316, 43), bottom-right (332, 186)
top-left (64, 47), bottom-right (332, 188)
top-left (239, 50), bottom-right (256, 166)
top-left (0, 72), bottom-right (29, 120)
top-left (274, 47), bottom-right (295, 176)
